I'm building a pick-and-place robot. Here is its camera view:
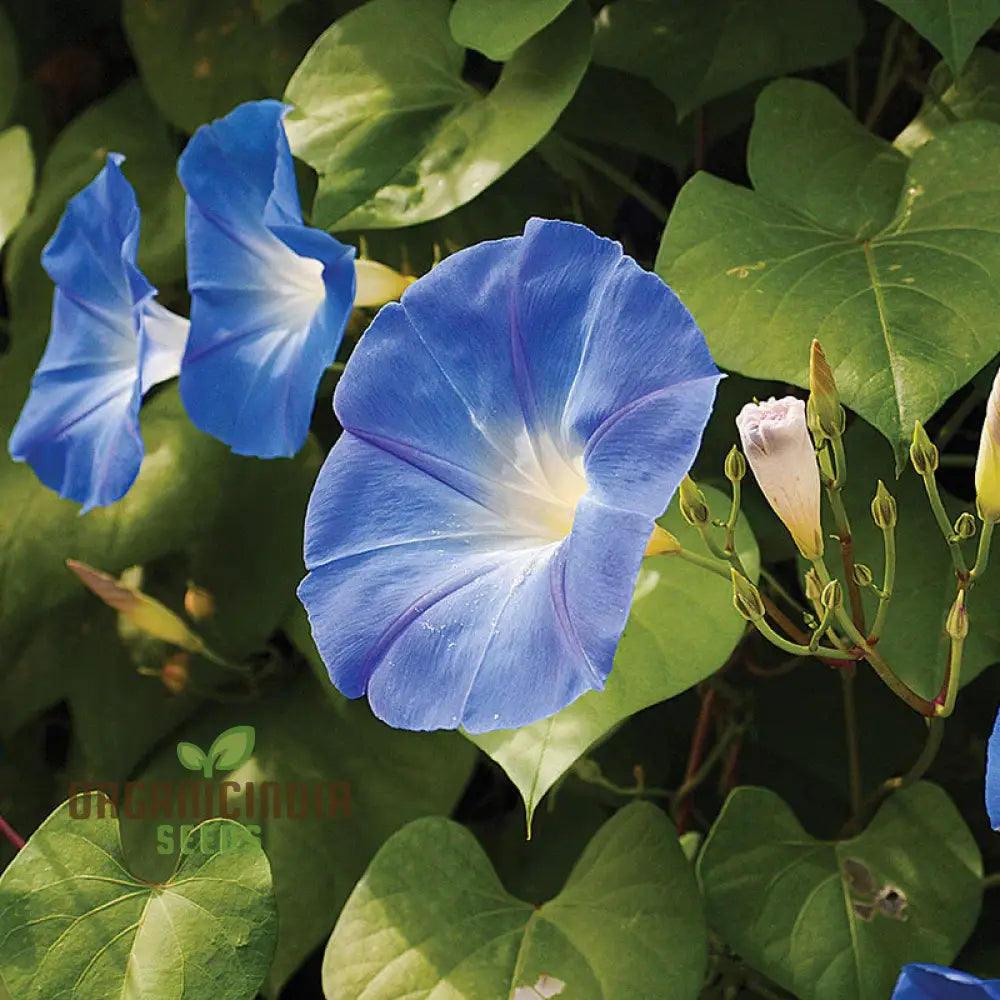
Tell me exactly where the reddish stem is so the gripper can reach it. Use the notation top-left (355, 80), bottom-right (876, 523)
top-left (0, 813), bottom-right (25, 851)
top-left (676, 686), bottom-right (717, 834)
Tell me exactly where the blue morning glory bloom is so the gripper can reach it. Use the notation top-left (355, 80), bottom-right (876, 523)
top-left (891, 964), bottom-right (1000, 998)
top-left (298, 218), bottom-right (721, 733)
top-left (8, 154), bottom-right (188, 513)
top-left (177, 99), bottom-right (357, 459)
top-left (988, 705), bottom-right (1000, 829)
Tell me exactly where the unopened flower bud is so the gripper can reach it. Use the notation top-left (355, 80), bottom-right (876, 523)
top-left (804, 568), bottom-right (822, 603)
top-left (853, 563), bottom-right (874, 588)
top-left (954, 511), bottom-right (977, 540)
top-left (807, 340), bottom-right (845, 441)
top-left (160, 653), bottom-right (191, 694)
top-left (184, 583), bottom-right (216, 621)
top-left (67, 559), bottom-right (208, 655)
top-left (353, 258), bottom-right (415, 308)
top-left (871, 480), bottom-right (897, 530)
top-left (945, 589), bottom-right (968, 641)
top-left (736, 397), bottom-right (824, 560)
top-left (976, 368), bottom-right (1000, 523)
top-left (910, 421), bottom-right (939, 476)
top-left (731, 569), bottom-right (766, 622)
top-left (725, 446), bottom-right (746, 483)
top-left (679, 475), bottom-right (711, 526)
top-left (820, 578), bottom-right (842, 612)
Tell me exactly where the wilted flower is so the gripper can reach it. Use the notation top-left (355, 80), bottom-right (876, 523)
top-left (8, 155), bottom-right (188, 511)
top-left (989, 706), bottom-right (999, 830)
top-left (298, 218), bottom-right (721, 732)
top-left (736, 397), bottom-right (824, 560)
top-left (976, 368), bottom-right (1000, 523)
top-left (177, 100), bottom-right (408, 459)
top-left (890, 963), bottom-right (1000, 998)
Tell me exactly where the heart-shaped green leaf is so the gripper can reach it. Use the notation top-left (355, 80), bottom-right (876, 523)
top-left (322, 802), bottom-right (707, 1000)
top-left (697, 783), bottom-right (982, 1000)
top-left (657, 78), bottom-right (1000, 465)
top-left (0, 795), bottom-right (278, 999)
top-left (469, 484), bottom-right (757, 829)
top-left (449, 0), bottom-right (574, 61)
top-left (122, 0), bottom-right (327, 132)
top-left (593, 0), bottom-right (862, 119)
top-left (875, 0), bottom-right (1000, 76)
top-left (896, 48), bottom-right (1000, 154)
top-left (283, 0), bottom-right (592, 229)
top-left (122, 668), bottom-right (477, 996)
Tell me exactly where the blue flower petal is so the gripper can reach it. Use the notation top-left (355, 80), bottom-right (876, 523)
top-left (177, 99), bottom-right (356, 458)
top-left (300, 217), bottom-right (720, 731)
top-left (891, 964), bottom-right (1000, 999)
top-left (988, 706), bottom-right (1000, 829)
top-left (8, 155), bottom-right (186, 512)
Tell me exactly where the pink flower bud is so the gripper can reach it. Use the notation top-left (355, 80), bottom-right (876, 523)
top-left (976, 368), bottom-right (1000, 523)
top-left (736, 397), bottom-right (824, 559)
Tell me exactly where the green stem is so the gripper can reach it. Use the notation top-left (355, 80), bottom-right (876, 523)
top-left (936, 628), bottom-right (966, 718)
top-left (753, 612), bottom-right (857, 661)
top-left (920, 470), bottom-right (968, 577)
top-left (724, 478), bottom-right (741, 554)
top-left (841, 670), bottom-right (863, 823)
top-left (869, 521), bottom-right (896, 641)
top-left (850, 716), bottom-right (944, 832)
top-left (811, 558), bottom-right (936, 714)
top-left (824, 437), bottom-right (867, 633)
top-left (984, 872), bottom-right (1000, 890)
top-left (675, 546), bottom-right (731, 581)
top-left (866, 17), bottom-right (902, 129)
top-left (971, 518), bottom-right (996, 580)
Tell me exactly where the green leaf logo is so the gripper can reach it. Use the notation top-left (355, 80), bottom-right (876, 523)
top-left (176, 725), bottom-right (256, 778)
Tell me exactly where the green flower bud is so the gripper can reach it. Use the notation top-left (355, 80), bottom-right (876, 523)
top-left (945, 589), bottom-right (968, 641)
top-left (808, 340), bottom-right (846, 441)
top-left (679, 474), bottom-right (711, 526)
top-left (804, 568), bottom-right (822, 603)
top-left (820, 578), bottom-right (843, 612)
top-left (954, 511), bottom-right (977, 540)
top-left (871, 480), bottom-right (897, 530)
top-left (910, 421), bottom-right (939, 476)
top-left (731, 569), bottom-right (766, 622)
top-left (725, 445), bottom-right (746, 484)
top-left (853, 563), bottom-right (874, 588)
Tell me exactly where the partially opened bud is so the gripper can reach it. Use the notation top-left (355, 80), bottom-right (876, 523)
top-left (736, 397), bottom-right (824, 560)
top-left (976, 368), bottom-right (1000, 522)
top-left (820, 578), bottom-right (842, 612)
top-left (731, 569), bottom-right (766, 622)
top-left (871, 480), bottom-right (897, 530)
top-left (678, 475), bottom-right (711, 526)
top-left (910, 421), bottom-right (939, 476)
top-left (808, 340), bottom-right (845, 441)
top-left (853, 563), bottom-right (874, 588)
top-left (945, 589), bottom-right (968, 641)
top-left (954, 511), bottom-right (977, 540)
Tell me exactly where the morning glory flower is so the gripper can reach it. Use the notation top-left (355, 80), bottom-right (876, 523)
top-left (177, 99), bottom-right (409, 459)
top-left (298, 218), bottom-right (720, 733)
top-left (988, 705), bottom-right (999, 829)
top-left (8, 154), bottom-right (188, 512)
top-left (891, 963), bottom-right (1000, 998)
